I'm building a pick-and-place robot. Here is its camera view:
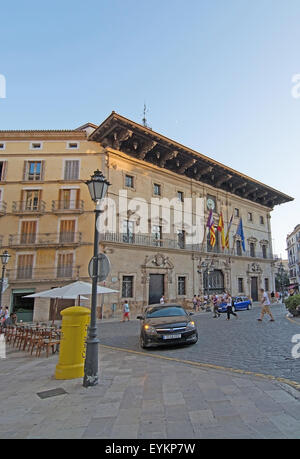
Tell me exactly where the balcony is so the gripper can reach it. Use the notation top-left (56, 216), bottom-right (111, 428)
top-left (8, 232), bottom-right (82, 249)
top-left (7, 266), bottom-right (81, 283)
top-left (0, 201), bottom-right (7, 216)
top-left (100, 232), bottom-right (275, 260)
top-left (52, 200), bottom-right (84, 214)
top-left (12, 201), bottom-right (46, 215)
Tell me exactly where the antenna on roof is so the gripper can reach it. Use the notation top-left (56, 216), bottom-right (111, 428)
top-left (142, 103), bottom-right (151, 129)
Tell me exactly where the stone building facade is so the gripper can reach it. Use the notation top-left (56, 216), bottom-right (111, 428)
top-left (0, 112), bottom-right (293, 321)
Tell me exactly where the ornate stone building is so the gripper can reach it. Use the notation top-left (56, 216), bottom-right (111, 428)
top-left (0, 112), bottom-right (293, 321)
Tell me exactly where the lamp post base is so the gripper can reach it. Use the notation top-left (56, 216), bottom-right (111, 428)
top-left (83, 334), bottom-right (99, 388)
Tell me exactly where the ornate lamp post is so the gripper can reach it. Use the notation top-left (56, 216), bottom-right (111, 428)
top-left (0, 250), bottom-right (10, 309)
top-left (199, 259), bottom-right (215, 298)
top-left (83, 170), bottom-right (110, 388)
top-left (277, 261), bottom-right (285, 303)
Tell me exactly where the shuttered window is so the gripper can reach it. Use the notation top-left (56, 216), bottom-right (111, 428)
top-left (17, 254), bottom-right (34, 279)
top-left (57, 253), bottom-right (74, 278)
top-left (0, 161), bottom-right (7, 181)
top-left (64, 161), bottom-right (80, 180)
top-left (59, 220), bottom-right (76, 243)
top-left (20, 221), bottom-right (37, 244)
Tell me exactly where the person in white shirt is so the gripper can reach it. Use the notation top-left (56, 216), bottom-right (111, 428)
top-left (257, 289), bottom-right (275, 322)
top-left (160, 295), bottom-right (165, 305)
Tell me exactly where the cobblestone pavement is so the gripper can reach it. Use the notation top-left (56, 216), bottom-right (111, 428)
top-left (98, 304), bottom-right (300, 384)
top-left (0, 345), bottom-right (300, 439)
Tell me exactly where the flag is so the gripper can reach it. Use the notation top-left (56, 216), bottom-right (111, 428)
top-left (225, 214), bottom-right (233, 249)
top-left (217, 212), bottom-right (225, 250)
top-left (236, 218), bottom-right (246, 251)
top-left (206, 209), bottom-right (216, 247)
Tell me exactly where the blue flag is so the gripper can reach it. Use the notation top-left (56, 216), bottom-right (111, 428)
top-left (236, 218), bottom-right (245, 251)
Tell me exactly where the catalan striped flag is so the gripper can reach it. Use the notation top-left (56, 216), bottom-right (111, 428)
top-left (225, 214), bottom-right (233, 249)
top-left (217, 212), bottom-right (225, 250)
top-left (206, 209), bottom-right (216, 247)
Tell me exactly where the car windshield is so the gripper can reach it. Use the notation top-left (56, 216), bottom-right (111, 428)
top-left (146, 306), bottom-right (186, 318)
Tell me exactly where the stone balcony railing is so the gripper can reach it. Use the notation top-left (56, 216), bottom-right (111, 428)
top-left (100, 232), bottom-right (275, 260)
top-left (7, 266), bottom-right (81, 282)
top-left (8, 232), bottom-right (82, 248)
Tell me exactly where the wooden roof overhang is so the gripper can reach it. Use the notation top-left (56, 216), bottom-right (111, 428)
top-left (89, 112), bottom-right (294, 209)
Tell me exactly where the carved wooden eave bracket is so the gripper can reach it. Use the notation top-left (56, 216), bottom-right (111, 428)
top-left (88, 111), bottom-right (294, 208)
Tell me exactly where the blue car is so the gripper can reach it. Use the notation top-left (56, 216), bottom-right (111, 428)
top-left (218, 296), bottom-right (252, 313)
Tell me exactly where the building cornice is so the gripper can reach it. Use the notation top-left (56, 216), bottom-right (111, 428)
top-left (90, 112), bottom-right (293, 209)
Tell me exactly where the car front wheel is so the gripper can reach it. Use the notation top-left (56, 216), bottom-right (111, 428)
top-left (140, 336), bottom-right (147, 349)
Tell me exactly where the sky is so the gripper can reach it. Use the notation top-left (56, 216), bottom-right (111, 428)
top-left (0, 0), bottom-right (299, 258)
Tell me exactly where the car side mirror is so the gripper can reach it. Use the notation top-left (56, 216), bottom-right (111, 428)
top-left (136, 315), bottom-right (144, 320)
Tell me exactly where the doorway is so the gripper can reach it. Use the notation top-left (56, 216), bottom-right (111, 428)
top-left (11, 290), bottom-right (35, 322)
top-left (251, 277), bottom-right (258, 301)
top-left (149, 274), bottom-right (164, 305)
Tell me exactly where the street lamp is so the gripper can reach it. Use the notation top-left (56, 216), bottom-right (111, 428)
top-left (199, 259), bottom-right (215, 298)
top-left (0, 250), bottom-right (11, 309)
top-left (83, 170), bottom-right (110, 388)
top-left (277, 261), bottom-right (285, 303)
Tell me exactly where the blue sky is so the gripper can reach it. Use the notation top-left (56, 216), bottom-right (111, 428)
top-left (0, 0), bottom-right (300, 257)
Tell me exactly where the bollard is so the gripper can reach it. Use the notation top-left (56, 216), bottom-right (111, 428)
top-left (55, 306), bottom-right (90, 380)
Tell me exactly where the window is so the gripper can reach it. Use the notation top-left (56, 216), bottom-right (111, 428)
top-left (264, 278), bottom-right (269, 292)
top-left (0, 161), bottom-right (7, 181)
top-left (260, 216), bottom-right (264, 225)
top-left (17, 254), bottom-right (34, 279)
top-left (152, 225), bottom-right (162, 247)
top-left (262, 245), bottom-right (267, 259)
top-left (30, 142), bottom-right (42, 150)
top-left (125, 175), bottom-right (134, 188)
top-left (23, 190), bottom-right (41, 211)
top-left (57, 253), bottom-right (74, 278)
top-left (67, 142), bottom-right (79, 149)
top-left (177, 230), bottom-right (185, 249)
top-left (248, 212), bottom-right (253, 222)
top-left (122, 220), bottom-right (134, 243)
top-left (59, 220), bottom-right (76, 243)
top-left (122, 276), bottom-right (134, 298)
top-left (24, 161), bottom-right (43, 181)
top-left (178, 277), bottom-right (186, 296)
top-left (250, 242), bottom-right (255, 257)
top-left (64, 160), bottom-right (80, 180)
top-left (236, 240), bottom-right (242, 256)
top-left (0, 143), bottom-right (6, 150)
top-left (238, 278), bottom-right (244, 293)
top-left (58, 189), bottom-right (80, 210)
top-left (177, 191), bottom-right (184, 202)
top-left (20, 221), bottom-right (37, 244)
top-left (153, 183), bottom-right (161, 196)
top-left (234, 208), bottom-right (239, 217)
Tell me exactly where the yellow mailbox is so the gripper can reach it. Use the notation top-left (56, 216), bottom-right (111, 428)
top-left (55, 306), bottom-right (91, 380)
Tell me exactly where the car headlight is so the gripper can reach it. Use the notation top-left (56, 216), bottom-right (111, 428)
top-left (144, 324), bottom-right (157, 335)
top-left (186, 321), bottom-right (196, 330)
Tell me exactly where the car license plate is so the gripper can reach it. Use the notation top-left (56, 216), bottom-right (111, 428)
top-left (163, 334), bottom-right (181, 340)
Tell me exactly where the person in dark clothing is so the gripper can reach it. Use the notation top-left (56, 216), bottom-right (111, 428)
top-left (226, 294), bottom-right (238, 320)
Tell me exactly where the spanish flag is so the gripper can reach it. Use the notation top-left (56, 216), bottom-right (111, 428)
top-left (206, 209), bottom-right (216, 247)
top-left (217, 212), bottom-right (225, 250)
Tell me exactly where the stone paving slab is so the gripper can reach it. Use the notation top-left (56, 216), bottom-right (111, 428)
top-left (0, 345), bottom-right (299, 439)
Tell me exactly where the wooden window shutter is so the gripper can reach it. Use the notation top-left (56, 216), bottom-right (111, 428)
top-left (41, 161), bottom-right (46, 180)
top-left (1, 161), bottom-right (8, 181)
top-left (23, 161), bottom-right (28, 181)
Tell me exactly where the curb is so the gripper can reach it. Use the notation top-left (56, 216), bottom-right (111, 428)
top-left (100, 344), bottom-right (300, 394)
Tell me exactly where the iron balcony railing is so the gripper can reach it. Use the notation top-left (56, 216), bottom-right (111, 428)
top-left (100, 232), bottom-right (275, 260)
top-left (0, 201), bottom-right (7, 215)
top-left (52, 200), bottom-right (84, 213)
top-left (7, 266), bottom-right (81, 282)
top-left (12, 201), bottom-right (46, 214)
top-left (8, 232), bottom-right (82, 247)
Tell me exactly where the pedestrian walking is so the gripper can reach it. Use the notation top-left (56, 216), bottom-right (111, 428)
top-left (226, 294), bottom-right (238, 320)
top-left (197, 295), bottom-right (203, 311)
top-left (257, 288), bottom-right (275, 322)
top-left (160, 295), bottom-right (165, 305)
top-left (270, 291), bottom-right (275, 303)
top-left (192, 295), bottom-right (197, 311)
top-left (212, 294), bottom-right (220, 318)
top-left (122, 300), bottom-right (130, 322)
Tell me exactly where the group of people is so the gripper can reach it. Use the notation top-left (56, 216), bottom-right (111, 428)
top-left (192, 292), bottom-right (238, 320)
top-left (0, 307), bottom-right (17, 328)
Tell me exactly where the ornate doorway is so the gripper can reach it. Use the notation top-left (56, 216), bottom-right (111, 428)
top-left (203, 269), bottom-right (224, 294)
